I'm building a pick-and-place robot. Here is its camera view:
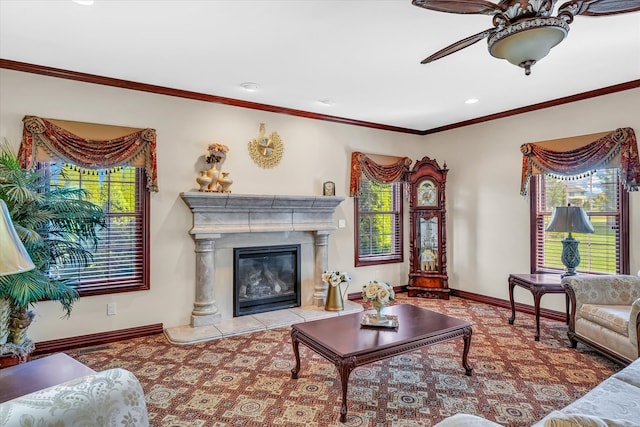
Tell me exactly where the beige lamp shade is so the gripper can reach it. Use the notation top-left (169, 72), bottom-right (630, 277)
top-left (0, 199), bottom-right (35, 276)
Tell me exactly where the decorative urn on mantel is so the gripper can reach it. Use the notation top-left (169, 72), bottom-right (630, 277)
top-left (196, 142), bottom-right (230, 193)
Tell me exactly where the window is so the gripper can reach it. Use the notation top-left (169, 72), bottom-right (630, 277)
top-left (355, 178), bottom-right (403, 266)
top-left (44, 163), bottom-right (150, 296)
top-left (531, 168), bottom-right (629, 275)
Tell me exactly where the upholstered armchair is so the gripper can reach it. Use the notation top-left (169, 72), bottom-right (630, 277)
top-left (563, 275), bottom-right (640, 365)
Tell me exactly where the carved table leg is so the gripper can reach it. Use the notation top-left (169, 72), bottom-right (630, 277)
top-left (508, 278), bottom-right (517, 325)
top-left (337, 356), bottom-right (356, 423)
top-left (462, 326), bottom-right (473, 376)
top-left (532, 285), bottom-right (543, 342)
top-left (290, 329), bottom-right (301, 379)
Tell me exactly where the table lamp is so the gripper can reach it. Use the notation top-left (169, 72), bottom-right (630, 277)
top-left (546, 205), bottom-right (594, 277)
top-left (0, 199), bottom-right (35, 276)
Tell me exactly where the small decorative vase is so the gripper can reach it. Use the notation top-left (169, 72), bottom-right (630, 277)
top-left (218, 172), bottom-right (233, 193)
top-left (206, 164), bottom-right (220, 192)
top-left (196, 170), bottom-right (212, 192)
top-left (372, 300), bottom-right (385, 320)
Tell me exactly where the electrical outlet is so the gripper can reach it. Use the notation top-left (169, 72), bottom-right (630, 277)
top-left (338, 219), bottom-right (346, 228)
top-left (107, 303), bottom-right (117, 316)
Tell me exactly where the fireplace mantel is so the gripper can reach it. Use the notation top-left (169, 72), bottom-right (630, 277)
top-left (181, 192), bottom-right (345, 237)
top-left (178, 192), bottom-right (345, 334)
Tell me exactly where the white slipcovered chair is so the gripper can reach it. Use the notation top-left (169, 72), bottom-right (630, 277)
top-left (563, 274), bottom-right (640, 365)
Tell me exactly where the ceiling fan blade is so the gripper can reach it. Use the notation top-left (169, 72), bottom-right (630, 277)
top-left (421, 28), bottom-right (496, 64)
top-left (412, 0), bottom-right (505, 15)
top-left (559, 0), bottom-right (640, 16)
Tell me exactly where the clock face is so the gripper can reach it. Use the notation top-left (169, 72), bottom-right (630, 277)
top-left (258, 138), bottom-right (273, 157)
top-left (248, 127), bottom-right (284, 168)
top-left (417, 179), bottom-right (437, 206)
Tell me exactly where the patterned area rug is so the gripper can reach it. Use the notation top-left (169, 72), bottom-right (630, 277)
top-left (62, 294), bottom-right (620, 427)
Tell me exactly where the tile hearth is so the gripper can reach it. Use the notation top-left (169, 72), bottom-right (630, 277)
top-left (164, 300), bottom-right (363, 345)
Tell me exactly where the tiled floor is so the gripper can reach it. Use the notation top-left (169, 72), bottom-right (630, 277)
top-left (164, 300), bottom-right (364, 345)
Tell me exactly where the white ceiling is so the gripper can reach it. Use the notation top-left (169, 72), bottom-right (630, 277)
top-left (1, 0), bottom-right (639, 132)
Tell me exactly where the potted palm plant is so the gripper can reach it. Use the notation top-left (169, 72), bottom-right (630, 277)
top-left (0, 142), bottom-right (105, 363)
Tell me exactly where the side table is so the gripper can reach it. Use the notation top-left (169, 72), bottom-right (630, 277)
top-left (508, 273), bottom-right (569, 341)
top-left (0, 353), bottom-right (95, 403)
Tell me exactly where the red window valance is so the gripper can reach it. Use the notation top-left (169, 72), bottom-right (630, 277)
top-left (18, 115), bottom-right (158, 192)
top-left (520, 127), bottom-right (640, 196)
top-left (349, 152), bottom-right (412, 197)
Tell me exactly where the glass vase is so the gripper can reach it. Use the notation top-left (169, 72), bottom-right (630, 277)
top-left (372, 300), bottom-right (385, 320)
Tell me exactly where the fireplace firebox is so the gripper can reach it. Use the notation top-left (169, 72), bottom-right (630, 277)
top-left (233, 244), bottom-right (301, 316)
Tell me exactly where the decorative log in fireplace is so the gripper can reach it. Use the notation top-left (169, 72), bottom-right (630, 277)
top-left (234, 244), bottom-right (301, 316)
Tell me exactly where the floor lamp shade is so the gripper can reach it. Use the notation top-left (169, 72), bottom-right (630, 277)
top-left (546, 206), bottom-right (594, 277)
top-left (0, 199), bottom-right (35, 276)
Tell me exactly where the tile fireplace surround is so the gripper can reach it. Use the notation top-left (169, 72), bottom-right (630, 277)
top-left (164, 193), bottom-right (363, 345)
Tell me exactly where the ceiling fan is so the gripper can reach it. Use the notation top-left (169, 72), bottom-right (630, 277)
top-left (412, 0), bottom-right (640, 75)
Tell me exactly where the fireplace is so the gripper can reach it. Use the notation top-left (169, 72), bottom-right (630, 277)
top-left (234, 244), bottom-right (301, 316)
top-left (169, 192), bottom-right (345, 344)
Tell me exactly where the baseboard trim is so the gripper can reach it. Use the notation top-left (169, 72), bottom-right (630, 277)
top-left (33, 288), bottom-right (565, 354)
top-left (450, 289), bottom-right (566, 322)
top-left (33, 323), bottom-right (164, 356)
top-left (349, 286), bottom-right (566, 323)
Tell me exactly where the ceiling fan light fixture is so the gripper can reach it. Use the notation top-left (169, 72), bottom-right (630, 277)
top-left (488, 17), bottom-right (569, 75)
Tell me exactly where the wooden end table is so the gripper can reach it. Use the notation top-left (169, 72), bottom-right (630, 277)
top-left (508, 273), bottom-right (569, 341)
top-left (0, 352), bottom-right (95, 403)
top-left (290, 304), bottom-right (472, 422)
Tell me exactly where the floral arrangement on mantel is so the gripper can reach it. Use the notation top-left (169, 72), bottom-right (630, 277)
top-left (196, 142), bottom-right (233, 193)
top-left (206, 143), bottom-right (229, 164)
top-left (361, 280), bottom-right (395, 315)
top-left (322, 271), bottom-right (351, 287)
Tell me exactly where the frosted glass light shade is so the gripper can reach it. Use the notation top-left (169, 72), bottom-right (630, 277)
top-left (0, 199), bottom-right (35, 276)
top-left (488, 17), bottom-right (569, 75)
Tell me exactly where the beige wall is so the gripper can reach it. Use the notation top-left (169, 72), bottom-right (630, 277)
top-left (1, 69), bottom-right (638, 342)
top-left (423, 89), bottom-right (640, 305)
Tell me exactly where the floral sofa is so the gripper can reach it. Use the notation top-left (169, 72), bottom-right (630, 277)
top-left (0, 367), bottom-right (149, 426)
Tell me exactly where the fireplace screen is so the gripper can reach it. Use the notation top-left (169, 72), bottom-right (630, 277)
top-left (233, 244), bottom-right (301, 316)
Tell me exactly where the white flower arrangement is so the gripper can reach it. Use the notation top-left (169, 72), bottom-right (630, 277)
top-left (322, 271), bottom-right (351, 287)
top-left (361, 280), bottom-right (395, 304)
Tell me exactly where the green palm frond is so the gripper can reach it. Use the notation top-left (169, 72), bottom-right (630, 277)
top-left (0, 271), bottom-right (78, 316)
top-left (0, 141), bottom-right (103, 317)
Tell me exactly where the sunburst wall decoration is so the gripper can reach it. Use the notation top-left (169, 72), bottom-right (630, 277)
top-left (248, 123), bottom-right (284, 168)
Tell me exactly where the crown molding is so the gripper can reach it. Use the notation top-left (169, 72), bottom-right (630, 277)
top-left (2, 59), bottom-right (638, 136)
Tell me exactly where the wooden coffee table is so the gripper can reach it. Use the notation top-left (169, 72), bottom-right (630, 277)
top-left (290, 303), bottom-right (472, 422)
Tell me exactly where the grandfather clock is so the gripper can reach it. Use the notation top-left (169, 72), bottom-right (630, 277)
top-left (407, 156), bottom-right (449, 299)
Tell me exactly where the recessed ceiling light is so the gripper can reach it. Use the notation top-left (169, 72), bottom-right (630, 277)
top-left (72, 0), bottom-right (94, 5)
top-left (317, 99), bottom-right (334, 106)
top-left (239, 82), bottom-right (260, 92)
top-left (464, 98), bottom-right (479, 105)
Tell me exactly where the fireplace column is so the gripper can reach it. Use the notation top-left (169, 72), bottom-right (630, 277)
top-left (313, 231), bottom-right (331, 306)
top-left (192, 237), bottom-right (222, 326)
